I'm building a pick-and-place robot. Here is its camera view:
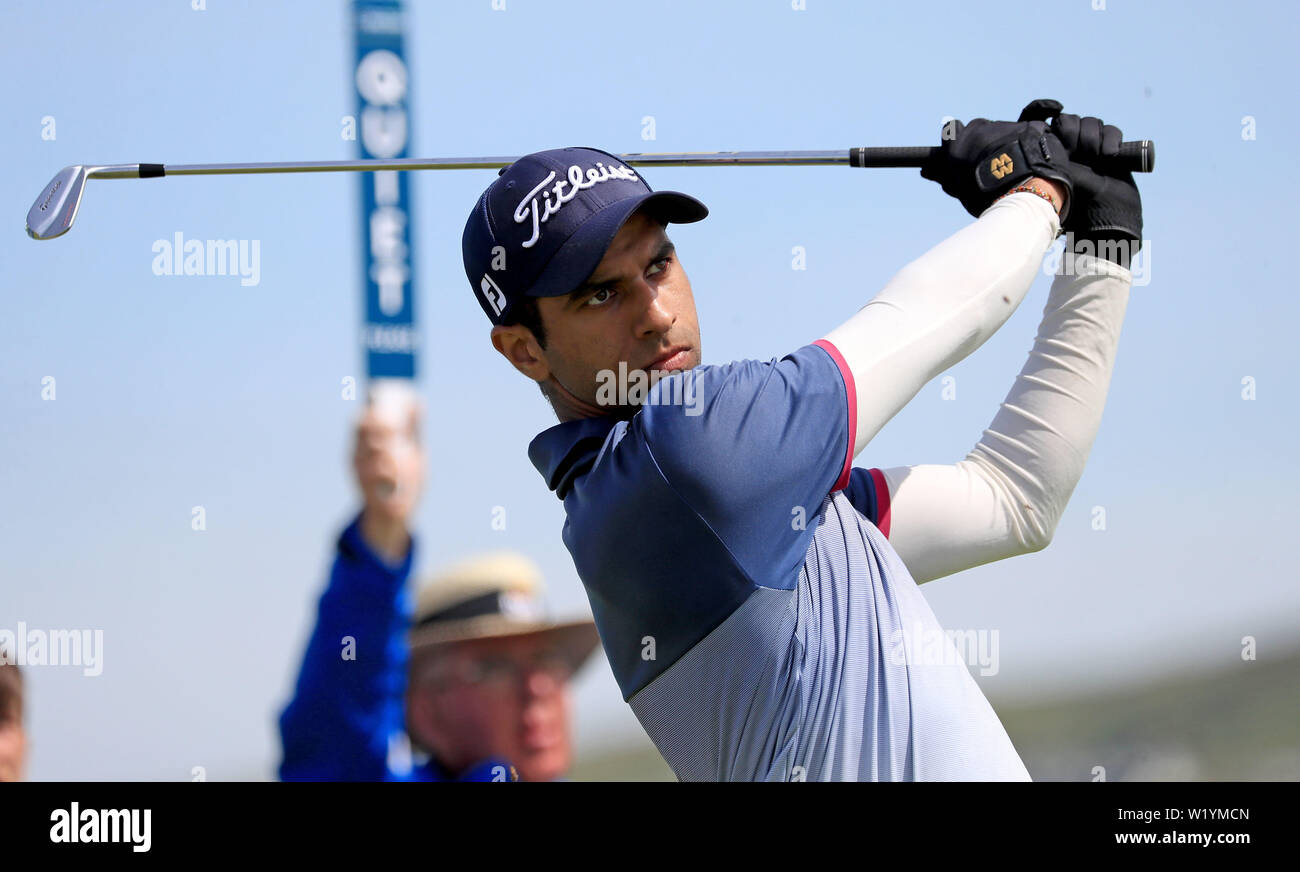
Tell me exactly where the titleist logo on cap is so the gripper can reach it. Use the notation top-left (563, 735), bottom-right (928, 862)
top-left (513, 161), bottom-right (639, 249)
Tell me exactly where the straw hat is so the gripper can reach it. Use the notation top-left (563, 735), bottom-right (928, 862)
top-left (409, 552), bottom-right (599, 672)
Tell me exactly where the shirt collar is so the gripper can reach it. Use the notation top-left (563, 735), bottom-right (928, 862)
top-left (528, 416), bottom-right (622, 500)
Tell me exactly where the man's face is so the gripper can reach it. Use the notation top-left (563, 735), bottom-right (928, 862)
top-left (0, 691), bottom-right (25, 783)
top-left (410, 634), bottom-right (576, 782)
top-left (493, 210), bottom-right (703, 415)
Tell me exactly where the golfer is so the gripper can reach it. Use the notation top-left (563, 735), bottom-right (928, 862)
top-left (463, 100), bottom-right (1142, 780)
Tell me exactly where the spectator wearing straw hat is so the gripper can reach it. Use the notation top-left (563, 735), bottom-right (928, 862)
top-left (278, 386), bottom-right (598, 782)
top-left (403, 552), bottom-right (598, 782)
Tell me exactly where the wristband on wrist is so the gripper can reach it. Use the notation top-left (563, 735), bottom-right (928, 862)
top-left (997, 183), bottom-right (1060, 214)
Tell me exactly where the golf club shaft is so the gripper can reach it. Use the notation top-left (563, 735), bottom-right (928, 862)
top-left (90, 141), bottom-right (1155, 178)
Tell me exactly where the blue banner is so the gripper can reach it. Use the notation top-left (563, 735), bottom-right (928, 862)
top-left (353, 0), bottom-right (417, 380)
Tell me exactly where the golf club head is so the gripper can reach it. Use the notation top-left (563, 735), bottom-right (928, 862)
top-left (27, 165), bottom-right (89, 240)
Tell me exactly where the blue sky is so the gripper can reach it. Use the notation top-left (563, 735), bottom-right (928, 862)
top-left (2, 0), bottom-right (1297, 780)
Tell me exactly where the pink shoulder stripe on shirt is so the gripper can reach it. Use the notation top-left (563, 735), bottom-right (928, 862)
top-left (812, 338), bottom-right (857, 492)
top-left (867, 467), bottom-right (892, 538)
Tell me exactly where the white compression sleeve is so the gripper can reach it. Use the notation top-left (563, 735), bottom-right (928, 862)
top-left (879, 251), bottom-right (1133, 584)
top-left (822, 191), bottom-right (1061, 457)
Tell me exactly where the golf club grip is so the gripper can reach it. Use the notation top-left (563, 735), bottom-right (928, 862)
top-left (851, 140), bottom-right (1155, 173)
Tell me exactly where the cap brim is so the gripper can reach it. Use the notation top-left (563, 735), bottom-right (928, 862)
top-left (526, 191), bottom-right (708, 299)
top-left (409, 616), bottom-right (601, 673)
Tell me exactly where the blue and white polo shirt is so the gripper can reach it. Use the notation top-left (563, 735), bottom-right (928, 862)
top-left (529, 341), bottom-right (1030, 781)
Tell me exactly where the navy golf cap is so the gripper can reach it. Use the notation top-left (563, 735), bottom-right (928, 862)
top-left (462, 147), bottom-right (708, 325)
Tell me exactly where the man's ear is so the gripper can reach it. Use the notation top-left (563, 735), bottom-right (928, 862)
top-left (490, 324), bottom-right (550, 382)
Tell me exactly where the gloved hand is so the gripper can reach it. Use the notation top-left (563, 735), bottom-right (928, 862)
top-left (921, 98), bottom-right (1074, 219)
top-left (1049, 110), bottom-right (1143, 265)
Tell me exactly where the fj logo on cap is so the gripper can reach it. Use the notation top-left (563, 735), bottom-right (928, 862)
top-left (990, 153), bottom-right (1014, 180)
top-left (513, 162), bottom-right (639, 249)
top-left (479, 273), bottom-right (506, 317)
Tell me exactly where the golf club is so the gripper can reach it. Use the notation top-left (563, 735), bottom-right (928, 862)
top-left (26, 142), bottom-right (1155, 241)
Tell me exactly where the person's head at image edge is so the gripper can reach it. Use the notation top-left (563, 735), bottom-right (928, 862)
top-left (0, 659), bottom-right (26, 782)
top-left (463, 147), bottom-right (708, 420)
top-left (404, 553), bottom-right (599, 782)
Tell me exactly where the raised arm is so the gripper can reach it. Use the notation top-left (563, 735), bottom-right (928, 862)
top-left (847, 109), bottom-right (1144, 583)
top-left (821, 102), bottom-right (1077, 455)
top-left (868, 252), bottom-right (1131, 583)
top-left (822, 188), bottom-right (1063, 456)
top-left (278, 385), bottom-right (427, 780)
top-left (278, 515), bottom-right (417, 780)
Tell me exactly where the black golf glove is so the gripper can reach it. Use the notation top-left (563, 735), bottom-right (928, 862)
top-left (921, 98), bottom-right (1073, 219)
top-left (1050, 110), bottom-right (1143, 266)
